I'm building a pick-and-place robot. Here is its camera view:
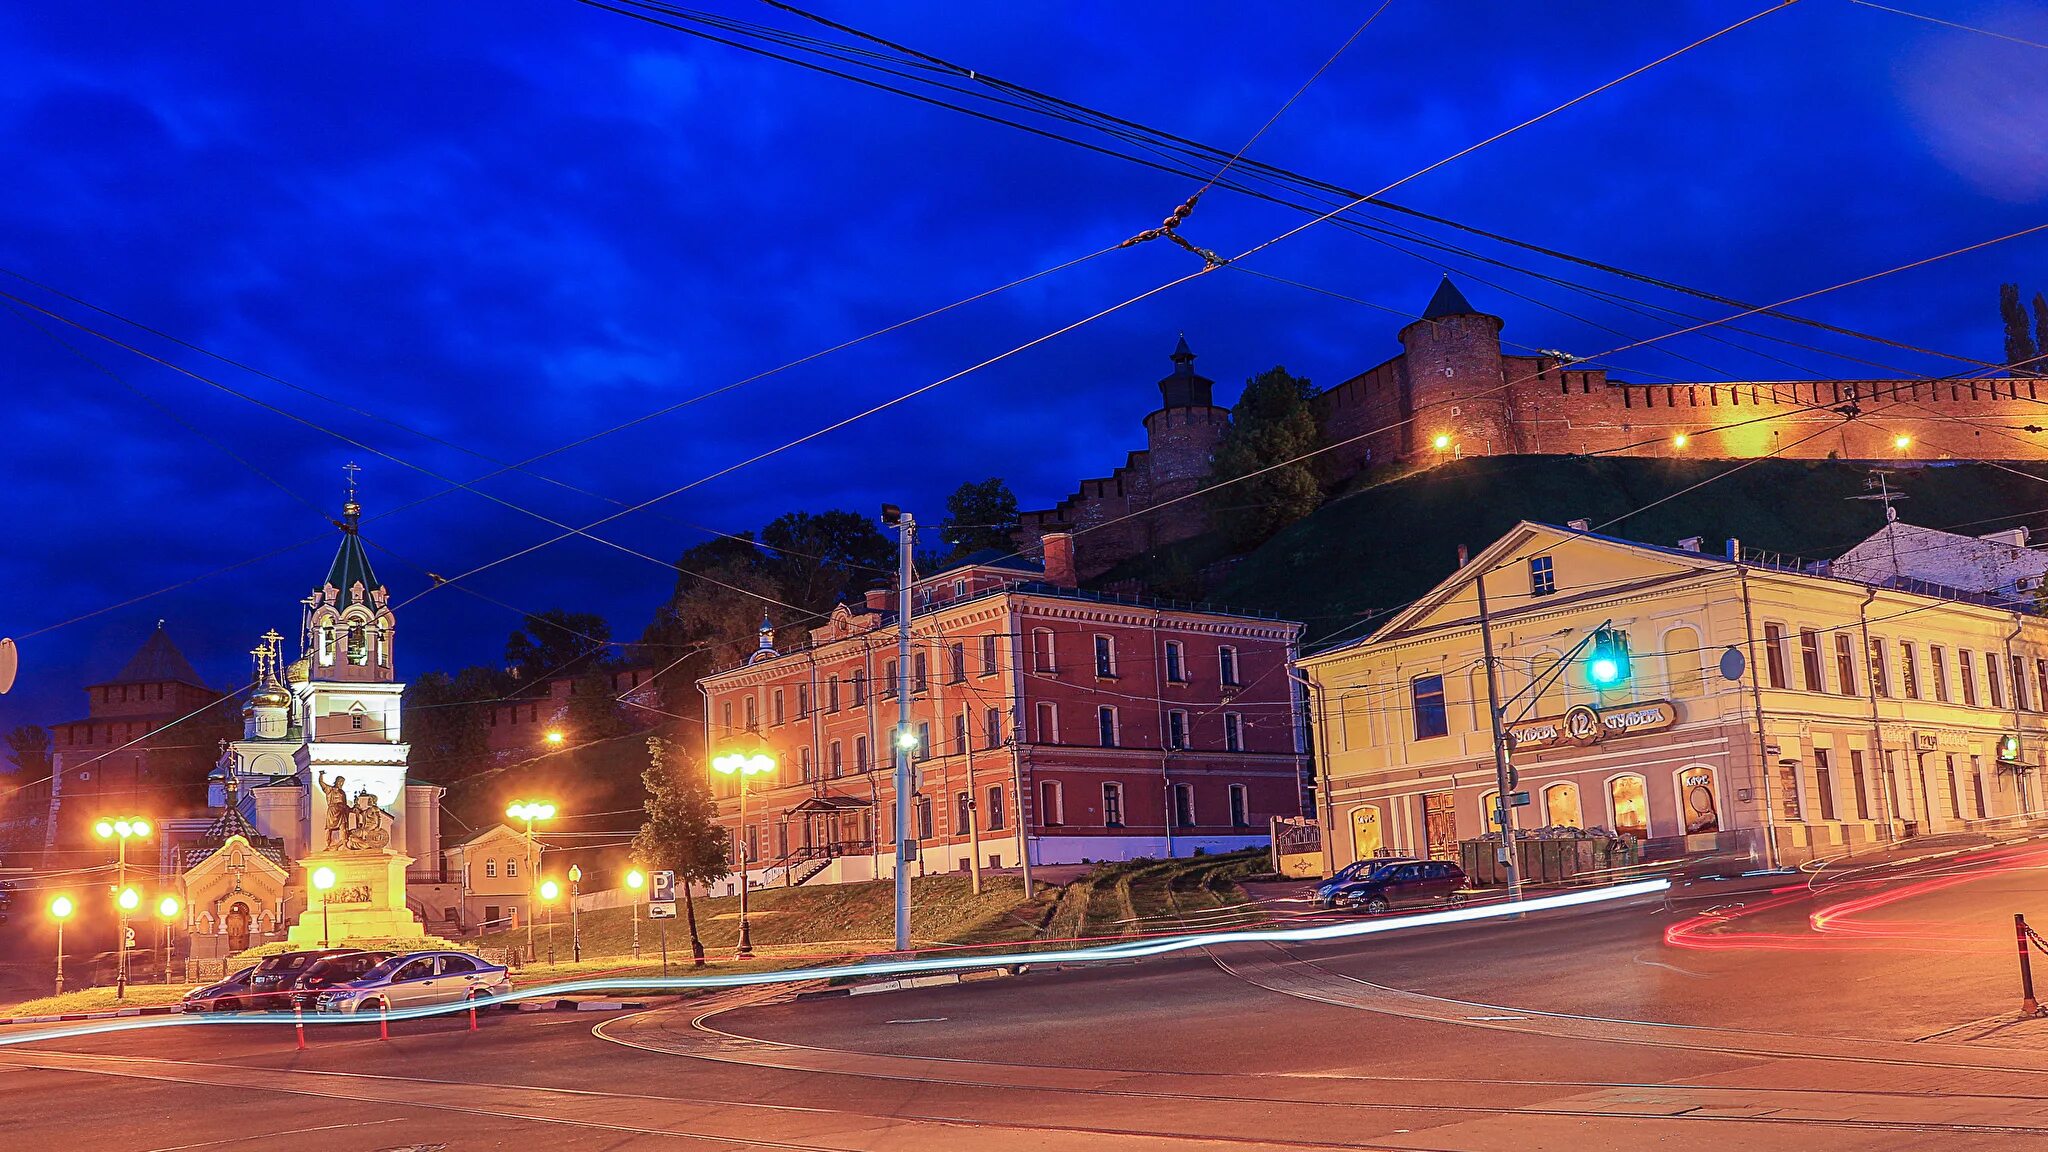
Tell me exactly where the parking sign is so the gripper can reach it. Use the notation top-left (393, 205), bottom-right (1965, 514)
top-left (649, 869), bottom-right (678, 918)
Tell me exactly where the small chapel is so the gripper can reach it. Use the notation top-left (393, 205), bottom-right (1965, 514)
top-left (168, 475), bottom-right (453, 959)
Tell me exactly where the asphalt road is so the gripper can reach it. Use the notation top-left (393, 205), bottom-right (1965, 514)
top-left (3, 844), bottom-right (2046, 1151)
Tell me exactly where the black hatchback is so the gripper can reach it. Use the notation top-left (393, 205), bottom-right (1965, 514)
top-left (1330, 860), bottom-right (1469, 914)
top-left (249, 949), bottom-right (358, 1007)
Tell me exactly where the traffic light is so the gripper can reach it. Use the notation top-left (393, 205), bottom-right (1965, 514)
top-left (1585, 627), bottom-right (1632, 689)
top-left (1999, 734), bottom-right (2022, 764)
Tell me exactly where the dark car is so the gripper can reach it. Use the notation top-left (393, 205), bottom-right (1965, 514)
top-left (182, 964), bottom-right (259, 1013)
top-left (248, 948), bottom-right (359, 1007)
top-left (314, 950), bottom-right (512, 1015)
top-left (1313, 857), bottom-right (1420, 908)
top-left (1330, 860), bottom-right (1468, 914)
top-left (289, 950), bottom-right (397, 1008)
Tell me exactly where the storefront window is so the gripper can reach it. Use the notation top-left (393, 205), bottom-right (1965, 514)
top-left (1544, 782), bottom-right (1582, 828)
top-left (1679, 767), bottom-right (1720, 834)
top-left (1609, 774), bottom-right (1648, 838)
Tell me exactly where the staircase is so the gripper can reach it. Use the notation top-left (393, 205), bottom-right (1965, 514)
top-left (791, 857), bottom-right (832, 887)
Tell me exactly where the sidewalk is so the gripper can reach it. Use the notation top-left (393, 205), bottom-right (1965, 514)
top-left (1918, 1012), bottom-right (2048, 1051)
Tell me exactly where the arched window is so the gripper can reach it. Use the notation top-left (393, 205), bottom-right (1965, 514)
top-left (1608, 773), bottom-right (1649, 839)
top-left (1544, 782), bottom-right (1583, 829)
top-left (505, 858), bottom-right (517, 878)
top-left (484, 859), bottom-right (497, 878)
top-left (1479, 789), bottom-right (1500, 831)
top-left (1664, 626), bottom-right (1703, 698)
top-left (1677, 766), bottom-right (1721, 835)
top-left (1351, 804), bottom-right (1383, 859)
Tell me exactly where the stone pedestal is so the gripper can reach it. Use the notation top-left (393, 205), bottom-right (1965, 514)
top-left (287, 847), bottom-right (425, 945)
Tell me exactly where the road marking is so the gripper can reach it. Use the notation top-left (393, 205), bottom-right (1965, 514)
top-left (885, 1017), bottom-right (948, 1024)
top-left (1464, 1015), bottom-right (1527, 1021)
top-left (1631, 954), bottom-right (1708, 978)
top-left (143, 1117), bottom-right (404, 1152)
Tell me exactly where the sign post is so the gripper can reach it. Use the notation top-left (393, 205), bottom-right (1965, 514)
top-left (649, 870), bottom-right (676, 976)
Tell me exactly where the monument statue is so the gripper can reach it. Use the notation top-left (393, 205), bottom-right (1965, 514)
top-left (343, 789), bottom-right (391, 851)
top-left (317, 772), bottom-right (349, 849)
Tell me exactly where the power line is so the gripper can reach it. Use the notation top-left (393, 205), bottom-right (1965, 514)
top-left (1849, 0), bottom-right (2048, 51)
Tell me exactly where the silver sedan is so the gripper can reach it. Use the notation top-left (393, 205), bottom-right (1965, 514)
top-left (313, 950), bottom-right (510, 1015)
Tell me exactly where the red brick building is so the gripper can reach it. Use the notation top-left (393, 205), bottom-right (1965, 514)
top-left (481, 665), bottom-right (662, 755)
top-left (697, 540), bottom-right (1306, 887)
top-left (1019, 278), bottom-right (2048, 579)
top-left (46, 625), bottom-right (231, 855)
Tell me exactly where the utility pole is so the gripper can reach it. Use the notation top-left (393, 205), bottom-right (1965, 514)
top-left (885, 505), bottom-right (916, 953)
top-left (1474, 567), bottom-right (1523, 901)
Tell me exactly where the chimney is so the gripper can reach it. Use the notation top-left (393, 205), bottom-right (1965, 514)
top-left (1726, 537), bottom-right (1742, 560)
top-left (1042, 530), bottom-right (1078, 589)
top-left (863, 587), bottom-right (890, 612)
top-left (1566, 518), bottom-right (1590, 532)
top-left (1456, 544), bottom-right (1470, 569)
top-left (1677, 536), bottom-right (1704, 553)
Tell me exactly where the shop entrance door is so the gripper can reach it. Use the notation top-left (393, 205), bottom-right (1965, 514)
top-left (1421, 791), bottom-right (1458, 860)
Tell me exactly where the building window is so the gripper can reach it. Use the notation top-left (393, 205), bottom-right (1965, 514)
top-left (1544, 782), bottom-right (1582, 828)
top-left (1228, 784), bottom-right (1250, 828)
top-left (986, 784), bottom-right (1006, 831)
top-left (1097, 706), bottom-right (1119, 748)
top-left (1813, 749), bottom-right (1838, 821)
top-left (1223, 712), bottom-right (1244, 753)
top-left (1172, 783), bottom-right (1196, 829)
top-left (1167, 709), bottom-right (1189, 750)
top-left (1946, 755), bottom-right (1963, 820)
top-left (883, 660), bottom-right (898, 698)
top-left (955, 791), bottom-right (971, 833)
top-left (1762, 623), bottom-right (1788, 689)
top-left (351, 712), bottom-right (365, 731)
top-left (744, 696), bottom-right (759, 730)
top-left (1040, 780), bottom-right (1065, 826)
top-left (721, 702), bottom-right (734, 731)
top-left (2038, 660), bottom-right (2048, 715)
top-left (1036, 702), bottom-right (1059, 743)
top-left (986, 706), bottom-right (1002, 748)
top-left (1799, 628), bottom-right (1824, 691)
top-left (981, 634), bottom-right (999, 675)
top-left (1033, 629), bottom-right (1056, 673)
top-left (1972, 755), bottom-right (1988, 817)
top-left (953, 712), bottom-right (968, 755)
top-left (1529, 555), bottom-right (1556, 596)
top-left (1219, 646), bottom-right (1241, 687)
top-left (1411, 675), bottom-right (1449, 740)
top-left (1609, 774), bottom-right (1648, 839)
top-left (505, 857), bottom-right (517, 878)
top-left (1960, 650), bottom-right (1979, 706)
top-left (1094, 635), bottom-right (1118, 678)
top-left (953, 578), bottom-right (968, 599)
top-left (1102, 782), bottom-right (1125, 827)
top-left (772, 688), bottom-right (785, 726)
top-left (950, 643), bottom-right (966, 683)
top-left (855, 735), bottom-right (869, 772)
top-left (917, 722), bottom-right (933, 760)
top-left (1164, 641), bottom-right (1185, 684)
top-left (826, 676), bottom-right (840, 713)
top-left (829, 740), bottom-right (843, 777)
top-left (484, 859), bottom-right (497, 879)
top-left (1931, 646), bottom-right (1950, 703)
top-left (2014, 655), bottom-right (2032, 712)
top-left (915, 795), bottom-right (933, 841)
top-left (852, 671), bottom-right (866, 707)
top-left (799, 746), bottom-right (813, 782)
top-left (1849, 749), bottom-right (1872, 820)
top-left (797, 684), bottom-right (811, 716)
top-left (914, 653), bottom-right (928, 693)
top-left (1988, 653), bottom-right (2005, 710)
top-left (1900, 643), bottom-right (1919, 700)
top-left (1835, 634), bottom-right (1859, 697)
top-left (1777, 759), bottom-right (1802, 821)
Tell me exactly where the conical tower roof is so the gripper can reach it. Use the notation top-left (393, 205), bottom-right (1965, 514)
top-left (322, 474), bottom-right (383, 608)
top-left (1420, 275), bottom-right (1478, 320)
top-left (101, 624), bottom-right (207, 688)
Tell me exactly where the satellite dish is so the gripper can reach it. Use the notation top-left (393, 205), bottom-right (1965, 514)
top-left (0, 638), bottom-right (16, 694)
top-left (1718, 646), bottom-right (1746, 682)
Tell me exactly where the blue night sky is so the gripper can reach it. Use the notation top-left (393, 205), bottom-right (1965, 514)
top-left (3, 1), bottom-right (2046, 734)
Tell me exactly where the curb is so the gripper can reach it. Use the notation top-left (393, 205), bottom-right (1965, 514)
top-left (513, 997), bottom-right (654, 1013)
top-left (0, 1005), bottom-right (181, 1027)
top-left (794, 966), bottom-right (1024, 1002)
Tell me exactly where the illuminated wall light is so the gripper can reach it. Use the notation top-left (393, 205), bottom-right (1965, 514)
top-left (1432, 434), bottom-right (1452, 451)
top-left (1672, 433), bottom-right (1689, 448)
top-left (1894, 434), bottom-right (1913, 450)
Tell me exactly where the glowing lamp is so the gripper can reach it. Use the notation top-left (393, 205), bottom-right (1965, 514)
top-left (50, 896), bottom-right (74, 920)
top-left (626, 869), bottom-right (645, 890)
top-left (1672, 433), bottom-right (1688, 448)
top-left (94, 821), bottom-right (115, 840)
top-left (312, 866), bottom-right (337, 891)
top-left (544, 730), bottom-right (565, 746)
top-left (1894, 434), bottom-right (1912, 450)
top-left (540, 879), bottom-right (561, 902)
top-left (157, 895), bottom-right (181, 919)
top-left (1432, 434), bottom-right (1451, 451)
top-left (117, 887), bottom-right (141, 912)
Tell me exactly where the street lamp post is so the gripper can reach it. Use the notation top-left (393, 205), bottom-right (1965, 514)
top-left (312, 866), bottom-right (336, 947)
top-left (539, 879), bottom-right (560, 965)
top-left (711, 751), bottom-right (776, 959)
top-left (625, 869), bottom-right (645, 959)
top-left (49, 896), bottom-right (74, 997)
top-left (506, 800), bottom-right (556, 965)
top-left (94, 816), bottom-right (152, 1000)
top-left (568, 865), bottom-right (583, 963)
top-left (157, 895), bottom-right (181, 983)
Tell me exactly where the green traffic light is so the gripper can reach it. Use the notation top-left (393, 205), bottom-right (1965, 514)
top-left (1585, 627), bottom-right (1631, 688)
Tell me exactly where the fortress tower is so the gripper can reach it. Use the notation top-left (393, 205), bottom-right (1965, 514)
top-left (1142, 336), bottom-right (1231, 512)
top-left (1401, 276), bottom-right (1518, 457)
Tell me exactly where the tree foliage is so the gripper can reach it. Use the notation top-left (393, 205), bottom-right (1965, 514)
top-left (760, 510), bottom-right (892, 619)
top-left (1207, 366), bottom-right (1325, 548)
top-left (635, 736), bottom-right (728, 963)
top-left (2034, 291), bottom-right (2048, 377)
top-left (940, 478), bottom-right (1020, 559)
top-left (4, 724), bottom-right (50, 775)
top-left (403, 668), bottom-right (499, 786)
top-left (2002, 283), bottom-right (2039, 376)
top-left (504, 609), bottom-right (612, 683)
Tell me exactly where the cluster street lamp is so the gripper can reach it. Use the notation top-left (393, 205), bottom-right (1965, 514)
top-left (711, 751), bottom-right (776, 959)
top-left (539, 878), bottom-right (561, 965)
top-left (49, 896), bottom-right (74, 996)
top-left (625, 868), bottom-right (645, 959)
top-left (95, 816), bottom-right (152, 999)
top-left (311, 866), bottom-right (337, 946)
top-left (568, 865), bottom-right (583, 963)
top-left (506, 800), bottom-right (557, 963)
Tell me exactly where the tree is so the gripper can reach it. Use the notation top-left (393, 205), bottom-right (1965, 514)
top-left (760, 510), bottom-right (893, 619)
top-left (635, 736), bottom-right (729, 966)
top-left (565, 666), bottom-right (636, 741)
top-left (403, 668), bottom-right (500, 786)
top-left (940, 478), bottom-right (1021, 559)
top-left (643, 535), bottom-right (780, 713)
top-left (2033, 292), bottom-right (2048, 377)
top-left (1206, 366), bottom-right (1324, 548)
top-left (2001, 283), bottom-right (2038, 376)
top-left (504, 610), bottom-right (612, 683)
top-left (4, 725), bottom-right (49, 776)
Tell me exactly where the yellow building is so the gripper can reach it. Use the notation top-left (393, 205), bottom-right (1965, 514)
top-left (442, 823), bottom-right (541, 931)
top-left (1299, 521), bottom-right (2045, 875)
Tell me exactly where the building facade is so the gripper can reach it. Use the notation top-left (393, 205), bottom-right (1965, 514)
top-left (1299, 521), bottom-right (2046, 878)
top-left (443, 822), bottom-right (542, 930)
top-left (698, 540), bottom-right (1306, 889)
top-left (1018, 279), bottom-right (2048, 579)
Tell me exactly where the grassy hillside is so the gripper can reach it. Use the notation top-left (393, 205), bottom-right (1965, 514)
top-left (1199, 457), bottom-right (2048, 647)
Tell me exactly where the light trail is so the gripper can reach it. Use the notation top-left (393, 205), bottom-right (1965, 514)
top-left (1, 878), bottom-right (1666, 1049)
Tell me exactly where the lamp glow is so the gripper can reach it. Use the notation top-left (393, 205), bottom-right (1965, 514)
top-left (1672, 433), bottom-right (1688, 448)
top-left (1432, 434), bottom-right (1451, 450)
top-left (544, 730), bottom-right (565, 746)
top-left (626, 869), bottom-right (645, 890)
top-left (1894, 434), bottom-right (1912, 449)
top-left (49, 896), bottom-right (74, 920)
top-left (311, 866), bottom-right (336, 891)
top-left (540, 879), bottom-right (560, 901)
top-left (94, 821), bottom-right (114, 840)
top-left (157, 895), bottom-right (180, 919)
top-left (117, 887), bottom-right (140, 911)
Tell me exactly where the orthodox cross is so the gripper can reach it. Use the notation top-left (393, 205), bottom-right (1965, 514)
top-left (342, 461), bottom-right (362, 502)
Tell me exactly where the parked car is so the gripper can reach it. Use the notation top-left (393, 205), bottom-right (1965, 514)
top-left (289, 950), bottom-right (397, 1008)
top-left (313, 950), bottom-right (510, 1015)
top-left (182, 964), bottom-right (259, 1013)
top-left (249, 948), bottom-right (358, 1007)
top-left (1329, 860), bottom-right (1468, 914)
top-left (1313, 857), bottom-right (1419, 908)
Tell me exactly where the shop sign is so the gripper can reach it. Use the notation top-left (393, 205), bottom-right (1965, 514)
top-left (1508, 700), bottom-right (1677, 751)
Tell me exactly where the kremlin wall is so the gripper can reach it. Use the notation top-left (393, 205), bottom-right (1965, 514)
top-left (1018, 277), bottom-right (2046, 579)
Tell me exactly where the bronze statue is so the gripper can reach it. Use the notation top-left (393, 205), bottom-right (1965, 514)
top-left (317, 772), bottom-right (349, 849)
top-left (343, 789), bottom-right (390, 851)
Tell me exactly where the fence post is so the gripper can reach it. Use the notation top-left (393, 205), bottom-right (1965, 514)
top-left (2019, 914), bottom-right (2040, 1016)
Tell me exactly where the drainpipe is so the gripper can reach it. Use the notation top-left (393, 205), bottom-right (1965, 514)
top-left (1736, 563), bottom-right (1781, 870)
top-left (1287, 666), bottom-right (1337, 876)
top-left (2002, 612), bottom-right (2029, 821)
top-left (1006, 594), bottom-right (1034, 896)
top-left (1156, 609), bottom-right (1175, 861)
top-left (1856, 585), bottom-right (1896, 842)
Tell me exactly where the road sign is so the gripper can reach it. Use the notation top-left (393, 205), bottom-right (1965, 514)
top-left (651, 870), bottom-right (675, 902)
top-left (648, 901), bottom-right (677, 920)
top-left (1510, 791), bottom-right (1531, 807)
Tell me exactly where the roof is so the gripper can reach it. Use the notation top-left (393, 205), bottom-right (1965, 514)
top-left (1420, 275), bottom-right (1478, 320)
top-left (948, 549), bottom-right (1042, 573)
top-left (324, 508), bottom-right (382, 609)
top-left (100, 625), bottom-right (207, 688)
top-left (789, 794), bottom-right (872, 813)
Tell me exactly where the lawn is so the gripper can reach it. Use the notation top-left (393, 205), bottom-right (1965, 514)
top-left (3, 983), bottom-right (193, 1018)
